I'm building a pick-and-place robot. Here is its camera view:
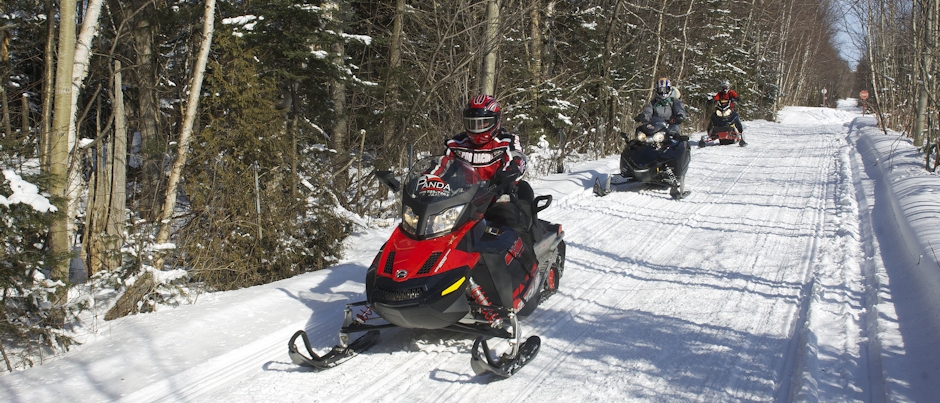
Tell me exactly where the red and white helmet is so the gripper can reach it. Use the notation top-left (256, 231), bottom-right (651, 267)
top-left (463, 94), bottom-right (501, 145)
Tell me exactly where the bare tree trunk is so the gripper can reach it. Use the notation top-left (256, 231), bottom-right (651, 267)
top-left (648, 0), bottom-right (667, 99)
top-left (913, 0), bottom-right (935, 146)
top-left (599, 0), bottom-right (624, 156)
top-left (154, 0), bottom-right (216, 267)
top-left (866, 2), bottom-right (890, 134)
top-left (62, 0), bottom-right (104, 249)
top-left (1, 29), bottom-right (9, 141)
top-left (82, 92), bottom-right (103, 277)
top-left (1, 83), bottom-right (9, 140)
top-left (108, 61), bottom-right (128, 271)
top-left (482, 0), bottom-right (500, 95)
top-left (772, 0), bottom-right (795, 111)
top-left (330, 35), bottom-right (349, 193)
top-left (323, 1), bottom-right (349, 193)
top-left (528, 0), bottom-right (543, 89)
top-left (382, 0), bottom-right (405, 166)
top-left (40, 0), bottom-right (55, 169)
top-left (677, 0), bottom-right (695, 82)
top-left (49, 0), bottom-right (77, 283)
top-left (86, 61), bottom-right (129, 276)
top-left (21, 92), bottom-right (28, 143)
top-left (134, 13), bottom-right (162, 221)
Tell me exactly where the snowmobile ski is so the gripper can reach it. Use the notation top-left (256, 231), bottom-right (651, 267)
top-left (470, 335), bottom-right (541, 378)
top-left (593, 174), bottom-right (635, 197)
top-left (288, 329), bottom-right (379, 369)
top-left (670, 188), bottom-right (692, 200)
top-left (593, 176), bottom-right (610, 197)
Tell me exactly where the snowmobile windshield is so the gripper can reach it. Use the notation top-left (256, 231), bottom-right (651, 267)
top-left (400, 156), bottom-right (483, 238)
top-left (637, 117), bottom-right (668, 136)
top-left (715, 100), bottom-right (734, 117)
top-left (405, 156), bottom-right (481, 203)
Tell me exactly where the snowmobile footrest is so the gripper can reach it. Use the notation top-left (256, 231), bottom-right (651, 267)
top-left (470, 335), bottom-right (541, 378)
top-left (288, 329), bottom-right (379, 369)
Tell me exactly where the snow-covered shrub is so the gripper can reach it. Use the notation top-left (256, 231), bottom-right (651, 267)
top-left (0, 170), bottom-right (76, 371)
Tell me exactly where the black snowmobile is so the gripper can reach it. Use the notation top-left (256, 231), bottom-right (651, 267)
top-left (288, 156), bottom-right (566, 378)
top-left (594, 117), bottom-right (691, 199)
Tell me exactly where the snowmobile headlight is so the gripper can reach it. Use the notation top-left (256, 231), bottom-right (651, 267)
top-left (636, 132), bottom-right (647, 142)
top-left (652, 132), bottom-right (665, 143)
top-left (426, 204), bottom-right (466, 236)
top-left (717, 109), bottom-right (731, 117)
top-left (402, 205), bottom-right (420, 234)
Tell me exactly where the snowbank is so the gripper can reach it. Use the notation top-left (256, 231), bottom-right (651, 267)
top-left (847, 116), bottom-right (940, 401)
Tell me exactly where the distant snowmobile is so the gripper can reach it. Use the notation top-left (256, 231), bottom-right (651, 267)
top-left (594, 117), bottom-right (691, 199)
top-left (700, 99), bottom-right (746, 147)
top-left (289, 156), bottom-right (566, 378)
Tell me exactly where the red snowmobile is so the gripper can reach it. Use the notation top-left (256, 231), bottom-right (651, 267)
top-left (288, 156), bottom-right (566, 378)
top-left (699, 99), bottom-right (745, 147)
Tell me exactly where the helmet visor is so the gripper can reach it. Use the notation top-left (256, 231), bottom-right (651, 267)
top-left (656, 87), bottom-right (671, 97)
top-left (464, 116), bottom-right (496, 134)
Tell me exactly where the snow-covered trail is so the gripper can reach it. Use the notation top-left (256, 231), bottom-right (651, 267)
top-left (196, 116), bottom-right (868, 402)
top-left (4, 106), bottom-right (902, 403)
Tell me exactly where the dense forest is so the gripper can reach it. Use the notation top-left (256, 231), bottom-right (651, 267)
top-left (0, 0), bottom-right (934, 372)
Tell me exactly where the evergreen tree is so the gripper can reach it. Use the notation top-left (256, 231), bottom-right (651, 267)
top-left (176, 25), bottom-right (349, 290)
top-left (0, 170), bottom-right (73, 370)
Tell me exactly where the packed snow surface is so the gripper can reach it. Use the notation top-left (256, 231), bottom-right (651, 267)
top-left (3, 101), bottom-right (939, 402)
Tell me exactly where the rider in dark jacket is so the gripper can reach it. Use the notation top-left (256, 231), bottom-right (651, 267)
top-left (633, 78), bottom-right (691, 198)
top-left (636, 78), bottom-right (688, 141)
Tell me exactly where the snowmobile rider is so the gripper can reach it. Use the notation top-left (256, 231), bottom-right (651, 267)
top-left (635, 78), bottom-right (688, 141)
top-left (633, 78), bottom-right (691, 196)
top-left (435, 94), bottom-right (537, 237)
top-left (709, 80), bottom-right (746, 145)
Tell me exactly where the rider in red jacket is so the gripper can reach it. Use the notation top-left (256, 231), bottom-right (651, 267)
top-left (710, 80), bottom-right (746, 144)
top-left (433, 95), bottom-right (535, 233)
top-left (712, 80), bottom-right (739, 106)
top-left (442, 95), bottom-right (527, 184)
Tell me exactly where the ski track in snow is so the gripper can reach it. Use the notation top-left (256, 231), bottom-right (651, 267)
top-left (193, 114), bottom-right (867, 402)
top-left (11, 105), bottom-right (936, 403)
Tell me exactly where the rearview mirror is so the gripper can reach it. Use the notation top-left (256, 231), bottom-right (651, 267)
top-left (375, 170), bottom-right (401, 192)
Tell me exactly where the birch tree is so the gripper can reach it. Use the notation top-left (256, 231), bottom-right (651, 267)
top-left (48, 0), bottom-right (77, 283)
top-left (381, 0), bottom-right (405, 161)
top-left (154, 0), bottom-right (216, 261)
top-left (913, 0), bottom-right (937, 146)
top-left (482, 0), bottom-right (500, 95)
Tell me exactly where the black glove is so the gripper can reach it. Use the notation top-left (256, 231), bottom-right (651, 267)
top-left (493, 165), bottom-right (522, 190)
top-left (634, 114), bottom-right (646, 123)
top-left (671, 115), bottom-right (685, 124)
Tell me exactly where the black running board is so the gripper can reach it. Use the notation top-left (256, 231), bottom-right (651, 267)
top-left (288, 329), bottom-right (379, 369)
